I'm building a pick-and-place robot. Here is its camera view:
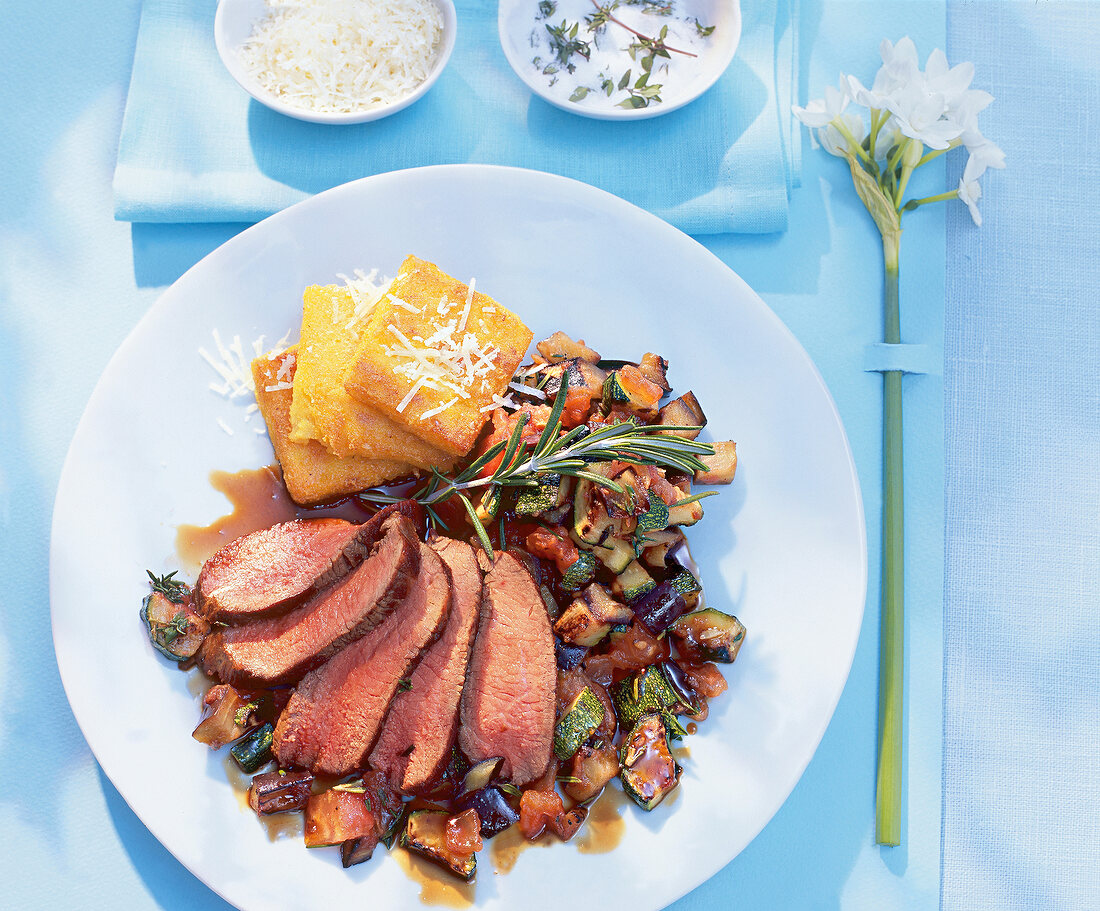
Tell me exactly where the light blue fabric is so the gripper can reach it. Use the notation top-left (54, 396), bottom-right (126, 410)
top-left (113, 0), bottom-right (798, 234)
top-left (7, 1), bottom-right (1095, 910)
top-left (942, 3), bottom-right (1100, 909)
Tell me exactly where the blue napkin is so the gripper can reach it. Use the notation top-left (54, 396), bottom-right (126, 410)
top-left (114, 0), bottom-right (798, 234)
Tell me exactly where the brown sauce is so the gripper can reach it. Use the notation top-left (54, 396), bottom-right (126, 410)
top-left (574, 787), bottom-right (628, 855)
top-left (489, 823), bottom-right (551, 874)
top-left (175, 465), bottom-right (375, 572)
top-left (686, 722), bottom-right (698, 735)
top-left (392, 847), bottom-right (476, 908)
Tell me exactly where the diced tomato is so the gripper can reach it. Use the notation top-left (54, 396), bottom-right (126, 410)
top-left (551, 806), bottom-right (588, 842)
top-left (444, 809), bottom-right (483, 856)
top-left (680, 661), bottom-right (728, 699)
top-left (519, 789), bottom-right (565, 840)
top-left (561, 387), bottom-right (593, 428)
top-left (303, 789), bottom-right (377, 848)
top-left (474, 405), bottom-right (552, 478)
top-left (583, 621), bottom-right (668, 687)
top-left (524, 527), bottom-right (578, 574)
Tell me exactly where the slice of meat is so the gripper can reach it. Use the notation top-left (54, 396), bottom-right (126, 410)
top-left (274, 542), bottom-right (452, 776)
top-left (195, 519), bottom-right (362, 623)
top-left (369, 536), bottom-right (483, 793)
top-left (198, 513), bottom-right (420, 687)
top-left (459, 551), bottom-right (556, 786)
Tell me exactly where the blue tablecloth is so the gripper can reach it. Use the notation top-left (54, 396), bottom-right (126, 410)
top-left (0, 1), bottom-right (1096, 909)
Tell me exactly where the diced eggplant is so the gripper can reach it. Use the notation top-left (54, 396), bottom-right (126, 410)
top-left (536, 332), bottom-right (601, 365)
top-left (553, 584), bottom-right (633, 647)
top-left (559, 551), bottom-right (596, 591)
top-left (631, 581), bottom-right (689, 635)
top-left (456, 786), bottom-right (520, 837)
top-left (542, 358), bottom-right (606, 400)
top-left (694, 440), bottom-right (738, 485)
top-left (230, 722), bottom-right (274, 773)
top-left (665, 560), bottom-right (702, 609)
top-left (304, 787), bottom-right (377, 849)
top-left (619, 714), bottom-right (682, 811)
top-left (553, 686), bottom-right (603, 760)
top-left (637, 353), bottom-right (671, 392)
top-left (611, 560), bottom-right (656, 602)
top-left (361, 769), bottom-right (405, 848)
top-left (555, 640), bottom-right (588, 671)
top-left (670, 608), bottom-right (747, 663)
top-left (639, 529), bottom-right (685, 568)
top-left (401, 810), bottom-right (477, 882)
top-left (192, 684), bottom-right (259, 749)
top-left (562, 741), bottom-right (620, 803)
top-left (141, 589), bottom-right (208, 662)
top-left (247, 769), bottom-right (314, 815)
top-left (656, 392), bottom-right (707, 440)
top-left (341, 836), bottom-right (378, 868)
top-left (461, 757), bottom-right (504, 795)
top-left (552, 805), bottom-right (589, 841)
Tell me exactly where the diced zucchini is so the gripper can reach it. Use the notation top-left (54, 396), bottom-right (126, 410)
top-left (248, 769), bottom-right (314, 816)
top-left (536, 332), bottom-right (601, 365)
top-left (694, 441), bottom-right (738, 485)
top-left (553, 686), bottom-right (603, 759)
top-left (553, 584), bottom-right (633, 647)
top-left (542, 358), bottom-right (606, 400)
top-left (475, 486), bottom-right (502, 523)
top-left (515, 473), bottom-right (565, 516)
top-left (141, 589), bottom-right (209, 662)
top-left (593, 535), bottom-right (634, 573)
top-left (601, 366), bottom-right (662, 415)
top-left (639, 529), bottom-right (684, 568)
top-left (401, 810), bottom-right (477, 882)
top-left (192, 684), bottom-right (259, 749)
top-left (635, 498), bottom-right (669, 533)
top-left (611, 665), bottom-right (679, 732)
top-left (573, 475), bottom-right (613, 545)
top-left (656, 392), bottom-right (707, 439)
top-left (619, 714), bottom-right (682, 811)
top-left (305, 787), bottom-right (376, 849)
top-left (560, 551), bottom-right (596, 591)
top-left (611, 560), bottom-right (656, 602)
top-left (670, 608), bottom-right (747, 663)
top-left (230, 722), bottom-right (274, 773)
top-left (637, 353), bottom-right (671, 392)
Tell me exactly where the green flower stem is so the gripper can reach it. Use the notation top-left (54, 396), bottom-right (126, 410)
top-left (902, 190), bottom-right (959, 212)
top-left (867, 108), bottom-right (885, 158)
top-left (876, 231), bottom-right (904, 847)
top-left (833, 119), bottom-right (872, 165)
top-left (894, 164), bottom-right (915, 208)
top-left (916, 137), bottom-right (962, 168)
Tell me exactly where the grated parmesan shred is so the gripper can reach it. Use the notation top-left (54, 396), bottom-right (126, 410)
top-left (239, 0), bottom-right (444, 114)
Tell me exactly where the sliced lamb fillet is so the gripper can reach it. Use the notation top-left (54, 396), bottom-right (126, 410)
top-left (369, 536), bottom-right (483, 793)
top-left (195, 500), bottom-right (423, 623)
top-left (198, 513), bottom-right (420, 687)
top-left (274, 542), bottom-right (453, 776)
top-left (458, 550), bottom-right (556, 786)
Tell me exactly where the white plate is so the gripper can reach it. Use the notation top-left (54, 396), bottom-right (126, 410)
top-left (214, 0), bottom-right (457, 125)
top-left (51, 165), bottom-right (865, 911)
top-left (498, 0), bottom-right (740, 120)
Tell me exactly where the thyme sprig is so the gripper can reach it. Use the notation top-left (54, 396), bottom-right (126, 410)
top-left (362, 381), bottom-right (714, 556)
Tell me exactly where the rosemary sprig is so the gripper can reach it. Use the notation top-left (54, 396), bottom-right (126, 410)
top-left (146, 570), bottom-right (189, 603)
top-left (363, 381), bottom-right (714, 556)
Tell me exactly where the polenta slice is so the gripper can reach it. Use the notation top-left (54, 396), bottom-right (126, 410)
top-left (343, 256), bottom-right (533, 457)
top-left (252, 347), bottom-right (414, 505)
top-left (289, 283), bottom-right (454, 471)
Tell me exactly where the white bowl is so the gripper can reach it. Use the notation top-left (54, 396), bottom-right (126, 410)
top-left (214, 0), bottom-right (457, 124)
top-left (499, 0), bottom-right (740, 121)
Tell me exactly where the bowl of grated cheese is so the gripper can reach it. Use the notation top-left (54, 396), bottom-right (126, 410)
top-left (214, 0), bottom-right (457, 124)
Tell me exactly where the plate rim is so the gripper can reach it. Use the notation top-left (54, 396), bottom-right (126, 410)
top-left (50, 163), bottom-right (867, 911)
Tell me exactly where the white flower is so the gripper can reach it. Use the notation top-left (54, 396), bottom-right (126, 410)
top-left (819, 112), bottom-right (867, 157)
top-left (957, 155), bottom-right (984, 225)
top-left (793, 76), bottom-right (850, 128)
top-left (874, 121), bottom-right (903, 158)
top-left (877, 37), bottom-right (921, 93)
top-left (922, 48), bottom-right (975, 109)
top-left (886, 81), bottom-right (963, 150)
